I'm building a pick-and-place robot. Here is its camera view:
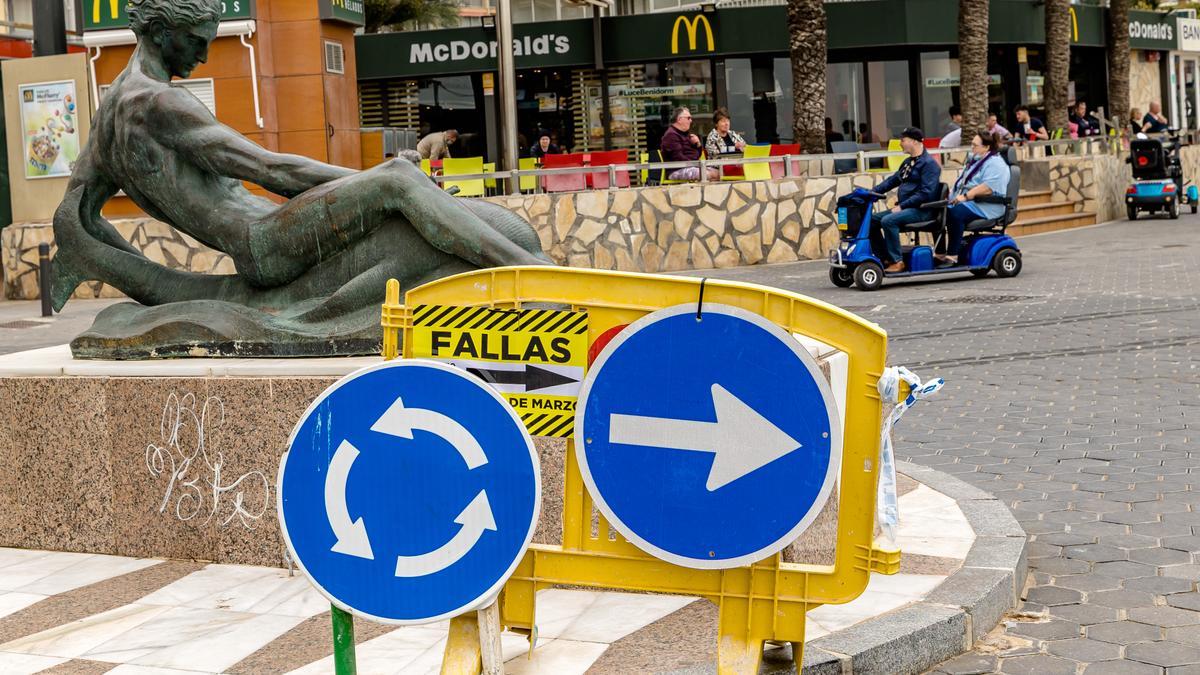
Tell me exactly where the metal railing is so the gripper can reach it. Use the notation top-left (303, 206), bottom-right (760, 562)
top-left (424, 136), bottom-right (1134, 196)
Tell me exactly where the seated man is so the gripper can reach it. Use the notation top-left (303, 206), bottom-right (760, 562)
top-left (870, 127), bottom-right (941, 273)
top-left (941, 131), bottom-right (1009, 266)
top-left (1013, 105), bottom-right (1048, 141)
top-left (1143, 102), bottom-right (1170, 134)
top-left (660, 107), bottom-right (718, 182)
top-left (1069, 101), bottom-right (1100, 137)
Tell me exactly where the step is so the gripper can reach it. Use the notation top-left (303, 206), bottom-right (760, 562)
top-left (1009, 212), bottom-right (1097, 236)
top-left (1017, 201), bottom-right (1078, 219)
top-left (1019, 189), bottom-right (1053, 206)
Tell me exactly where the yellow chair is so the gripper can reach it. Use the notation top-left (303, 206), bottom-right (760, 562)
top-left (519, 157), bottom-right (538, 192)
top-left (741, 144), bottom-right (772, 181)
top-left (442, 157), bottom-right (485, 197)
top-left (885, 139), bottom-right (904, 172)
top-left (483, 162), bottom-right (496, 193)
top-left (654, 149), bottom-right (694, 185)
top-left (420, 158), bottom-right (432, 176)
top-left (639, 152), bottom-right (650, 186)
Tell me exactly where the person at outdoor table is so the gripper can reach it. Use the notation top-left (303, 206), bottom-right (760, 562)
top-left (1131, 108), bottom-right (1147, 135)
top-left (529, 132), bottom-right (560, 159)
top-left (986, 113), bottom-right (1012, 141)
top-left (704, 108), bottom-right (746, 158)
top-left (1013, 106), bottom-right (1048, 141)
top-left (940, 132), bottom-right (1009, 267)
top-left (1142, 102), bottom-right (1170, 133)
top-left (869, 127), bottom-right (941, 273)
top-left (1070, 101), bottom-right (1100, 137)
top-left (660, 106), bottom-right (719, 181)
top-left (416, 129), bottom-right (458, 160)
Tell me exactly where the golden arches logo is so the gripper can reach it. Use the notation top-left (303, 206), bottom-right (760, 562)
top-left (1068, 6), bottom-right (1080, 42)
top-left (670, 14), bottom-right (714, 55)
top-left (93, 0), bottom-right (121, 23)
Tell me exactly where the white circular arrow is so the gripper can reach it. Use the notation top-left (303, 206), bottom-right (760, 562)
top-left (324, 396), bottom-right (495, 577)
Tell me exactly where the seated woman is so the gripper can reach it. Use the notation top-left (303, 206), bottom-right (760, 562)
top-left (529, 131), bottom-right (560, 159)
top-left (704, 108), bottom-right (746, 158)
top-left (939, 132), bottom-right (1009, 266)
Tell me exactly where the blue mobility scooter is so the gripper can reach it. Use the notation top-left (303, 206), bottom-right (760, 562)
top-left (1125, 132), bottom-right (1198, 220)
top-left (828, 147), bottom-right (1023, 291)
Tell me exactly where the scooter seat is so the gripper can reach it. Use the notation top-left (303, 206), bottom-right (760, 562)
top-left (966, 218), bottom-right (1004, 232)
top-left (898, 219), bottom-right (942, 232)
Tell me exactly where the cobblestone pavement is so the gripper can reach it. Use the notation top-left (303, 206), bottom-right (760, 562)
top-left (697, 218), bottom-right (1200, 673)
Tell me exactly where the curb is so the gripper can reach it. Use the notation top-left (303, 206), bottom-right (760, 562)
top-left (664, 462), bottom-right (1028, 675)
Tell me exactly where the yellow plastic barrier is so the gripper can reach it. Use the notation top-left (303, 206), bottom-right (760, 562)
top-left (380, 266), bottom-right (899, 674)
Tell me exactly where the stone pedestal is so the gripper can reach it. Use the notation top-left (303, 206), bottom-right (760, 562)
top-left (0, 342), bottom-right (847, 568)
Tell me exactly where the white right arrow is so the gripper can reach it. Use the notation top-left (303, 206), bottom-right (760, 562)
top-left (326, 440), bottom-right (374, 560)
top-left (609, 384), bottom-right (802, 491)
top-left (394, 490), bottom-right (497, 577)
top-left (371, 396), bottom-right (488, 469)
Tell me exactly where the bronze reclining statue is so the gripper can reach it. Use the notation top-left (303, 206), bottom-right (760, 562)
top-left (53, 0), bottom-right (548, 359)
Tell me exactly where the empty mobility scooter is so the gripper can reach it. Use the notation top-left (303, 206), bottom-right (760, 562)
top-left (829, 147), bottom-right (1023, 291)
top-left (1126, 131), bottom-right (1198, 220)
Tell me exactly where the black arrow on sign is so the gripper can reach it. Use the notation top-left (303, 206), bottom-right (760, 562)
top-left (467, 365), bottom-right (579, 392)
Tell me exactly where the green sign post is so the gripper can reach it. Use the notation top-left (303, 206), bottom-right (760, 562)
top-left (83, 0), bottom-right (255, 31)
top-left (319, 0), bottom-right (366, 26)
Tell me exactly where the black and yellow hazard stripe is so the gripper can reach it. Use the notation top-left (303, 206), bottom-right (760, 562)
top-left (413, 305), bottom-right (587, 335)
top-left (521, 411), bottom-right (575, 438)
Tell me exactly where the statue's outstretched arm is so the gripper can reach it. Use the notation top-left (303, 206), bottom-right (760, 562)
top-left (152, 89), bottom-right (354, 197)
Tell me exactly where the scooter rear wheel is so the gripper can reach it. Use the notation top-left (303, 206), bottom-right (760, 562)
top-left (1127, 205), bottom-right (1138, 221)
top-left (1170, 200), bottom-right (1180, 220)
top-left (829, 266), bottom-right (855, 288)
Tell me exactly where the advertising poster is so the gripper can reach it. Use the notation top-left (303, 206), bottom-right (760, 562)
top-left (20, 80), bottom-right (79, 179)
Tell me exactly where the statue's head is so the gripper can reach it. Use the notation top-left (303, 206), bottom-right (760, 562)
top-left (128, 0), bottom-right (222, 79)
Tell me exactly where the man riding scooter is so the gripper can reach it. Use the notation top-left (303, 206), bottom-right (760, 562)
top-left (870, 127), bottom-right (942, 272)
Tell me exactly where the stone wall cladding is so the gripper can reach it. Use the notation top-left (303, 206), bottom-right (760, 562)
top-left (2, 152), bottom-right (1129, 300)
top-left (2, 219), bottom-right (234, 300)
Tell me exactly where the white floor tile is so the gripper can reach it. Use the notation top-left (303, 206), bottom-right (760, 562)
top-left (139, 565), bottom-right (326, 618)
top-left (0, 603), bottom-right (170, 659)
top-left (551, 591), bottom-right (696, 643)
top-left (806, 573), bottom-right (945, 633)
top-left (0, 592), bottom-right (46, 620)
top-left (17, 555), bottom-right (160, 596)
top-left (123, 609), bottom-right (304, 672)
top-left (0, 549), bottom-right (54, 571)
top-left (0, 651), bottom-right (68, 674)
top-left (504, 639), bottom-right (608, 675)
top-left (286, 626), bottom-right (446, 675)
top-left (0, 552), bottom-right (97, 592)
top-left (106, 665), bottom-right (217, 674)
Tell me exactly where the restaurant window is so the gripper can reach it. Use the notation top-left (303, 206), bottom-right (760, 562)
top-left (865, 61), bottom-right (911, 143)
top-left (725, 58), bottom-right (794, 145)
top-left (417, 75), bottom-right (487, 157)
top-left (640, 60), bottom-right (715, 155)
top-left (515, 68), bottom-right (576, 155)
top-left (827, 62), bottom-right (866, 145)
top-left (919, 52), bottom-right (959, 138)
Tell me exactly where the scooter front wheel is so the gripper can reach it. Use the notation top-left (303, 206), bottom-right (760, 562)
top-left (854, 261), bottom-right (883, 291)
top-left (829, 266), bottom-right (855, 288)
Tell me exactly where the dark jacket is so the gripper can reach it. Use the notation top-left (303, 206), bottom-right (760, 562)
top-left (530, 143), bottom-right (560, 159)
top-left (876, 150), bottom-right (941, 210)
top-left (660, 125), bottom-right (701, 162)
top-left (1070, 113), bottom-right (1100, 137)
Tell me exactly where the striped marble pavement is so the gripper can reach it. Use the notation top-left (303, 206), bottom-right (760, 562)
top-left (0, 474), bottom-right (973, 674)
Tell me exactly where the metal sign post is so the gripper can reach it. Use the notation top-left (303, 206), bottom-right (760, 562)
top-left (496, 0), bottom-right (519, 194)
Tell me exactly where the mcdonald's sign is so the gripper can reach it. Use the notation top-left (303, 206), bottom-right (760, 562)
top-left (670, 14), bottom-right (715, 55)
top-left (83, 0), bottom-right (255, 31)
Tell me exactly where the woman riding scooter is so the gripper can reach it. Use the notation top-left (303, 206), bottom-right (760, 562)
top-left (939, 132), bottom-right (1009, 267)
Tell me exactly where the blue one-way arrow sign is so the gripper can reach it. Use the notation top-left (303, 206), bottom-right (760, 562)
top-left (576, 303), bottom-right (842, 570)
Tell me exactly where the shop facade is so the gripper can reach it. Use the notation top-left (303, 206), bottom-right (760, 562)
top-left (355, 0), bottom-right (1134, 162)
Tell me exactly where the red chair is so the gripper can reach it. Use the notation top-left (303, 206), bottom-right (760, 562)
top-left (769, 143), bottom-right (802, 179)
top-left (541, 153), bottom-right (587, 193)
top-left (587, 149), bottom-right (631, 189)
top-left (923, 138), bottom-right (944, 166)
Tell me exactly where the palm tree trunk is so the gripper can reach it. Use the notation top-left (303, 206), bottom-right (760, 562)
top-left (1107, 0), bottom-right (1131, 135)
top-left (957, 0), bottom-right (989, 140)
top-left (1044, 0), bottom-right (1071, 135)
top-left (788, 0), bottom-right (827, 153)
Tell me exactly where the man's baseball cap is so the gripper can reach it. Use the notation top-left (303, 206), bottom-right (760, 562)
top-left (900, 127), bottom-right (924, 142)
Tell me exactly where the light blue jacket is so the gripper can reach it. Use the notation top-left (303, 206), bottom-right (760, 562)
top-left (954, 154), bottom-right (1009, 220)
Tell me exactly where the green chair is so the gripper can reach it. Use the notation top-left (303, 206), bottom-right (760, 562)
top-left (519, 157), bottom-right (538, 192)
top-left (654, 148), bottom-right (693, 185)
top-left (442, 157), bottom-right (485, 197)
top-left (741, 144), bottom-right (772, 181)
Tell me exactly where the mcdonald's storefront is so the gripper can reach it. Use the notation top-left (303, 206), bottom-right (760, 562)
top-left (355, 0), bottom-right (1125, 160)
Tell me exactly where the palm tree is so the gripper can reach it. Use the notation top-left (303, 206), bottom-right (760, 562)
top-left (957, 0), bottom-right (990, 140)
top-left (1107, 0), bottom-right (1131, 136)
top-left (1044, 0), bottom-right (1071, 136)
top-left (365, 0), bottom-right (459, 33)
top-left (788, 0), bottom-right (828, 153)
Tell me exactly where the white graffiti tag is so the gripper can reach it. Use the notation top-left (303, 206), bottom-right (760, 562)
top-left (145, 392), bottom-right (271, 529)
